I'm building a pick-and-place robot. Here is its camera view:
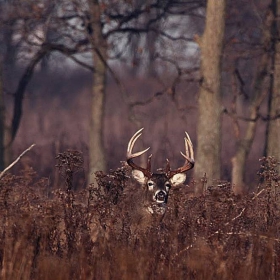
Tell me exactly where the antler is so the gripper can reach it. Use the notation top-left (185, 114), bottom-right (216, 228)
top-left (127, 128), bottom-right (152, 177)
top-left (166, 131), bottom-right (195, 178)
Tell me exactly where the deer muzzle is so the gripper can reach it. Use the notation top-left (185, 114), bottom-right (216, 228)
top-left (154, 190), bottom-right (168, 203)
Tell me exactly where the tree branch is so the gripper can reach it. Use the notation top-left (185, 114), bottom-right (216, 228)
top-left (0, 144), bottom-right (35, 179)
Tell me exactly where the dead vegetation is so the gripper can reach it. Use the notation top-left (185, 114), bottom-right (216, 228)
top-left (0, 151), bottom-right (279, 279)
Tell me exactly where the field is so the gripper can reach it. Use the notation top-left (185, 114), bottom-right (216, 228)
top-left (0, 150), bottom-right (279, 280)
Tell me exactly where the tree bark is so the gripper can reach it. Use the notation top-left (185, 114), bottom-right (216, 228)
top-left (265, 0), bottom-right (280, 173)
top-left (194, 0), bottom-right (227, 185)
top-left (88, 1), bottom-right (107, 183)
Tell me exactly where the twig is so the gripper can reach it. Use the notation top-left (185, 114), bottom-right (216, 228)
top-left (0, 144), bottom-right (35, 179)
top-left (175, 189), bottom-right (269, 259)
top-left (213, 231), bottom-right (280, 243)
top-left (224, 188), bottom-right (265, 226)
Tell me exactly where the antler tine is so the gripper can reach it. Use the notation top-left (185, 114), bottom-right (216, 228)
top-left (166, 131), bottom-right (194, 177)
top-left (127, 128), bottom-right (150, 158)
top-left (127, 128), bottom-right (151, 176)
top-left (180, 132), bottom-right (194, 163)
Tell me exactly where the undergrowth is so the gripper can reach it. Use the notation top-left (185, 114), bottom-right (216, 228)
top-left (0, 152), bottom-right (279, 279)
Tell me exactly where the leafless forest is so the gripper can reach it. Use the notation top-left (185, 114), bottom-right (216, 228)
top-left (1, 0), bottom-right (280, 279)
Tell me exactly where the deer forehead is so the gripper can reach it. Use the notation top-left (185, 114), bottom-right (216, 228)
top-left (150, 173), bottom-right (186, 186)
top-left (149, 174), bottom-right (170, 184)
top-left (132, 170), bottom-right (170, 185)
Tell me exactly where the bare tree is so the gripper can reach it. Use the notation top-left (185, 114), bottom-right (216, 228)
top-left (0, 0), bottom-right (59, 167)
top-left (0, 59), bottom-right (4, 170)
top-left (0, 1), bottom-right (15, 168)
top-left (231, 55), bottom-right (269, 191)
top-left (194, 0), bottom-right (227, 185)
top-left (227, 3), bottom-right (274, 191)
top-left (82, 0), bottom-right (203, 182)
top-left (2, 0), bottom-right (204, 183)
top-left (265, 0), bottom-right (280, 172)
top-left (87, 1), bottom-right (107, 181)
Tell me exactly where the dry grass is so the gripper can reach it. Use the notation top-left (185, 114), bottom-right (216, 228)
top-left (0, 152), bottom-right (279, 279)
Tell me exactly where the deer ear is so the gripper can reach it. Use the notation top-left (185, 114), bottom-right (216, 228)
top-left (132, 170), bottom-right (146, 184)
top-left (170, 173), bottom-right (186, 186)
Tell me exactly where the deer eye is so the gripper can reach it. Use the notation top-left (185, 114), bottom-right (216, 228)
top-left (165, 182), bottom-right (171, 190)
top-left (147, 181), bottom-right (154, 190)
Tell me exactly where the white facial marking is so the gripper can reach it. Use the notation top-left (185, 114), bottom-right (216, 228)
top-left (147, 206), bottom-right (154, 214)
top-left (154, 190), bottom-right (167, 203)
top-left (147, 180), bottom-right (155, 191)
top-left (165, 181), bottom-right (171, 190)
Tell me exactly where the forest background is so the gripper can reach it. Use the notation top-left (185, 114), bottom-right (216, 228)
top-left (0, 0), bottom-right (280, 193)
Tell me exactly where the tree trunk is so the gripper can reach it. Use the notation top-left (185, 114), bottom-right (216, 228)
top-left (0, 60), bottom-right (5, 170)
top-left (11, 49), bottom-right (47, 141)
top-left (0, 85), bottom-right (10, 171)
top-left (3, 20), bottom-right (17, 76)
top-left (194, 0), bottom-right (227, 185)
top-left (265, 0), bottom-right (280, 173)
top-left (88, 1), bottom-right (107, 183)
top-left (231, 9), bottom-right (272, 191)
top-left (1, 18), bottom-right (15, 168)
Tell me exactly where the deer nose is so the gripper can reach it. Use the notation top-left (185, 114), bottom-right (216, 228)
top-left (155, 190), bottom-right (167, 203)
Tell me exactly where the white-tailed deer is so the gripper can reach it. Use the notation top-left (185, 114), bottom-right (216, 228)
top-left (127, 128), bottom-right (194, 214)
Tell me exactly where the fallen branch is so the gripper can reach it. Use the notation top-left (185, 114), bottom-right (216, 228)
top-left (0, 144), bottom-right (35, 179)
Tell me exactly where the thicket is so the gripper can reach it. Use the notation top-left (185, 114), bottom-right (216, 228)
top-left (0, 151), bottom-right (279, 279)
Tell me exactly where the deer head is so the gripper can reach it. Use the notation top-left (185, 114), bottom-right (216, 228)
top-left (127, 128), bottom-right (194, 214)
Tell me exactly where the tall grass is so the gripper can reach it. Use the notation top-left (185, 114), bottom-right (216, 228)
top-left (0, 152), bottom-right (279, 279)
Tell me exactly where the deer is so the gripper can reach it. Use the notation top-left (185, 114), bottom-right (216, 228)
top-left (89, 128), bottom-right (194, 244)
top-left (126, 128), bottom-right (195, 215)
